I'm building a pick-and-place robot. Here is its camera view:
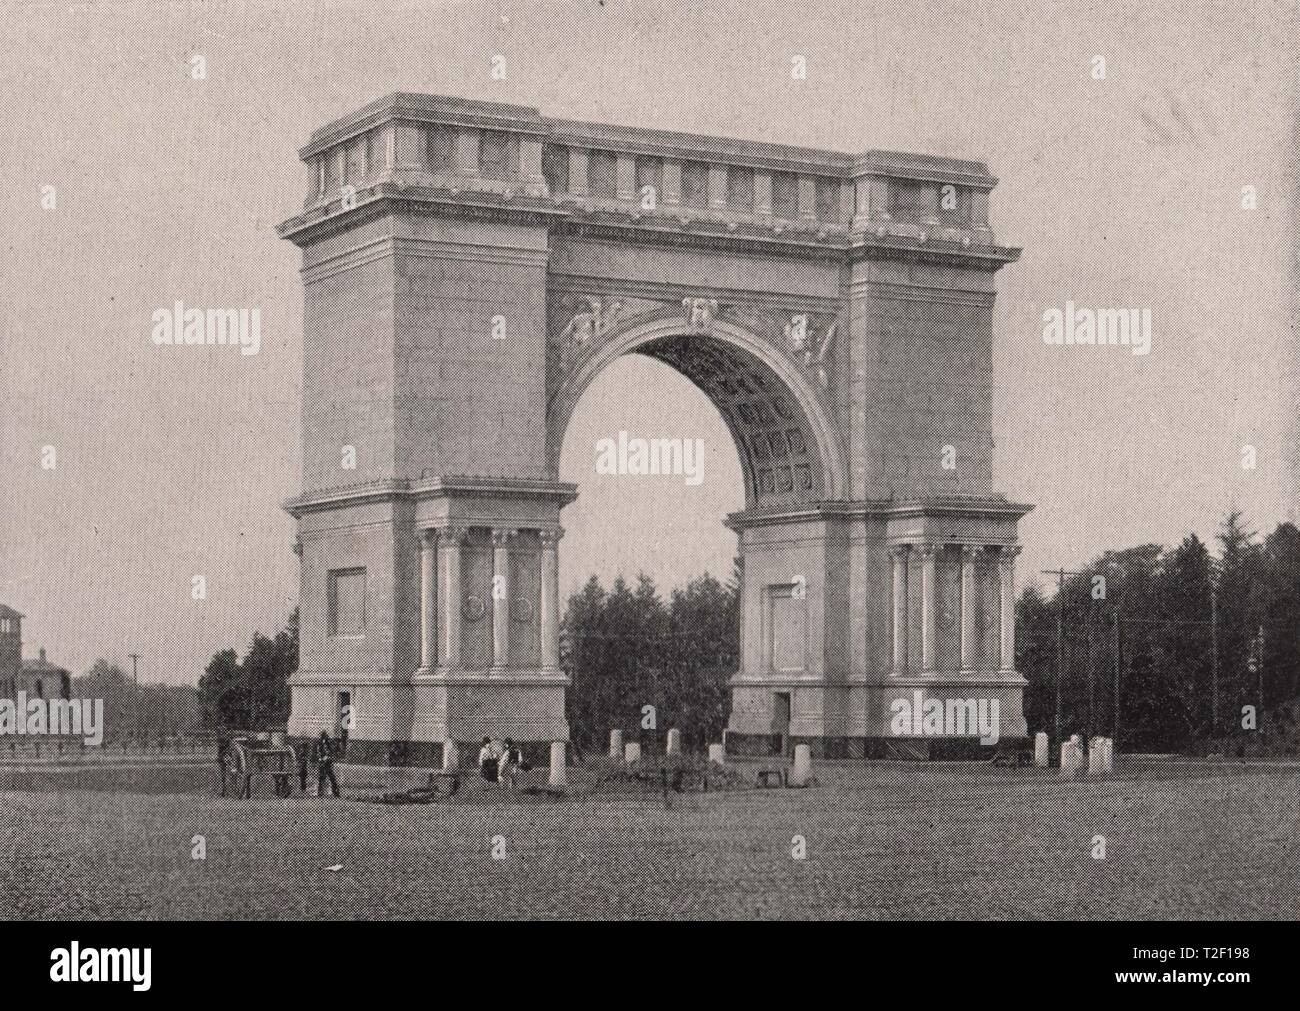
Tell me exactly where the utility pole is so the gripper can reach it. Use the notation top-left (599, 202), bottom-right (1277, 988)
top-left (1256, 625), bottom-right (1265, 727)
top-left (128, 653), bottom-right (141, 742)
top-left (1042, 568), bottom-right (1087, 748)
top-left (1209, 585), bottom-right (1219, 739)
top-left (1086, 604), bottom-right (1096, 738)
top-left (1111, 611), bottom-right (1122, 747)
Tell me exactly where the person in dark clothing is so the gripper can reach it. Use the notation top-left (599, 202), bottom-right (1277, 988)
top-left (312, 731), bottom-right (340, 797)
top-left (217, 733), bottom-right (231, 797)
top-left (297, 741), bottom-right (310, 793)
top-left (478, 735), bottom-right (500, 783)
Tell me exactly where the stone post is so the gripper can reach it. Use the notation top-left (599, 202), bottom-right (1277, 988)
top-left (609, 729), bottom-right (623, 758)
top-left (666, 728), bottom-right (681, 756)
top-left (1087, 737), bottom-right (1102, 776)
top-left (662, 160), bottom-right (681, 206)
top-left (454, 128), bottom-right (479, 174)
top-left (539, 528), bottom-right (563, 670)
top-left (1034, 731), bottom-right (1048, 768)
top-left (567, 149), bottom-right (589, 197)
top-left (919, 544), bottom-right (937, 672)
top-left (789, 743), bottom-right (813, 786)
top-left (708, 166), bottom-right (728, 209)
top-left (491, 528), bottom-right (515, 669)
top-left (890, 544), bottom-right (908, 674)
top-left (797, 176), bottom-right (817, 221)
top-left (440, 525), bottom-right (469, 668)
top-left (960, 545), bottom-right (979, 671)
top-left (518, 137), bottom-right (544, 186)
top-left (754, 172), bottom-right (773, 216)
top-left (442, 741), bottom-right (460, 771)
top-left (548, 741), bottom-right (567, 788)
top-left (999, 546), bottom-right (1021, 671)
top-left (708, 743), bottom-right (725, 764)
top-left (624, 741), bottom-right (641, 764)
top-left (1059, 741), bottom-right (1077, 778)
top-left (616, 155), bottom-right (636, 200)
top-left (419, 528), bottom-right (437, 671)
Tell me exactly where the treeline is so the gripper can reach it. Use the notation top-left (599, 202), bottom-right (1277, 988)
top-left (197, 610), bottom-right (298, 731)
top-left (71, 662), bottom-right (202, 740)
top-left (1018, 512), bottom-right (1300, 752)
top-left (562, 570), bottom-right (740, 752)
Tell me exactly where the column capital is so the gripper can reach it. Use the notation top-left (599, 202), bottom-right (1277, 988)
top-left (538, 527), bottom-right (565, 548)
top-left (888, 542), bottom-right (911, 559)
top-left (440, 524), bottom-right (471, 543)
top-left (491, 527), bottom-right (518, 548)
top-left (419, 527), bottom-right (439, 547)
top-left (960, 543), bottom-right (985, 560)
top-left (999, 545), bottom-right (1023, 564)
top-left (915, 542), bottom-right (938, 559)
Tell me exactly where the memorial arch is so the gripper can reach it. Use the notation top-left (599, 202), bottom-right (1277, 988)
top-left (279, 93), bottom-right (1033, 764)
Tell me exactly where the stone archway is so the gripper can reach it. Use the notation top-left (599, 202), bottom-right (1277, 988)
top-left (279, 92), bottom-right (1034, 766)
top-left (547, 312), bottom-right (849, 508)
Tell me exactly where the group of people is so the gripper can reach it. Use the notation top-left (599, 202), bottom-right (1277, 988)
top-left (478, 735), bottom-right (528, 788)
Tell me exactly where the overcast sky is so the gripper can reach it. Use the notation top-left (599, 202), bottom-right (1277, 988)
top-left (1, 0), bottom-right (1296, 684)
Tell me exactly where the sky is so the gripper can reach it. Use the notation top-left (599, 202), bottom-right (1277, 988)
top-left (1, 0), bottom-right (1296, 685)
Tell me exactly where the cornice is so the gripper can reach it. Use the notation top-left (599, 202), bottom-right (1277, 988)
top-left (726, 496), bottom-right (1035, 531)
top-left (284, 476), bottom-right (580, 518)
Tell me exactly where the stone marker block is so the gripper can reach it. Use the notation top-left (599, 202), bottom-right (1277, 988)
top-left (708, 743), bottom-right (725, 764)
top-left (1087, 737), bottom-right (1103, 776)
top-left (789, 744), bottom-right (813, 787)
top-left (609, 729), bottom-right (623, 758)
top-left (624, 742), bottom-right (641, 764)
top-left (443, 741), bottom-right (460, 771)
top-left (548, 741), bottom-right (567, 788)
top-left (1059, 741), bottom-right (1078, 778)
top-left (666, 728), bottom-right (681, 755)
top-left (1034, 732), bottom-right (1049, 768)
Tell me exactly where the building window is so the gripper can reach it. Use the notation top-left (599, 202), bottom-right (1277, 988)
top-left (587, 150), bottom-right (617, 197)
top-left (680, 160), bottom-right (708, 207)
top-left (427, 124), bottom-right (455, 171)
top-left (727, 166), bottom-right (754, 211)
top-left (635, 156), bottom-right (663, 204)
top-left (337, 690), bottom-right (352, 740)
top-left (327, 568), bottom-right (367, 637)
top-left (542, 144), bottom-right (568, 192)
top-left (771, 172), bottom-right (798, 218)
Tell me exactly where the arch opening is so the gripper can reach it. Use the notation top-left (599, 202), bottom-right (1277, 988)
top-left (548, 315), bottom-right (847, 510)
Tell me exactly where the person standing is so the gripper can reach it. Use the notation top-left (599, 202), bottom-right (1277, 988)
top-left (297, 740), bottom-right (310, 794)
top-left (313, 731), bottom-right (339, 798)
top-left (499, 737), bottom-right (521, 790)
top-left (478, 735), bottom-right (499, 783)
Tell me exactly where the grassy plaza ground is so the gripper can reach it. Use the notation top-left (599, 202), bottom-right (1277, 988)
top-left (1, 757), bottom-right (1296, 920)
